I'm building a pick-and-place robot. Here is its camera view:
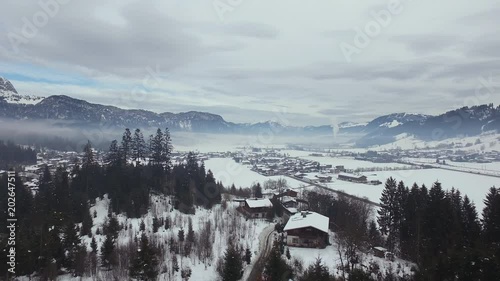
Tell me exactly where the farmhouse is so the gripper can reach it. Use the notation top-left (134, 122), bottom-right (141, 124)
top-left (284, 211), bottom-right (329, 248)
top-left (240, 198), bottom-right (273, 218)
top-left (338, 173), bottom-right (367, 183)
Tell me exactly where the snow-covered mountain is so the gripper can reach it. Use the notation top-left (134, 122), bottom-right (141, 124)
top-left (0, 78), bottom-right (498, 142)
top-left (357, 105), bottom-right (500, 147)
top-left (0, 78), bottom-right (332, 134)
top-left (0, 77), bottom-right (44, 105)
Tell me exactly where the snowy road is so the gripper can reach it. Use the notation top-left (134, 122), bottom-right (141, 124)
top-left (244, 225), bottom-right (275, 281)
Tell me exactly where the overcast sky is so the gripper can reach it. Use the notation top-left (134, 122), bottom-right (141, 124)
top-left (1, 0), bottom-right (499, 126)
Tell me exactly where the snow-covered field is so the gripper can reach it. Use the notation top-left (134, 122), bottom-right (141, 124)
top-left (324, 169), bottom-right (498, 213)
top-left (404, 157), bottom-right (500, 176)
top-left (204, 157), bottom-right (305, 189)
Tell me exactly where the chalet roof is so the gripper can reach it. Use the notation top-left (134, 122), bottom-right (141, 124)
top-left (245, 198), bottom-right (273, 208)
top-left (284, 211), bottom-right (329, 234)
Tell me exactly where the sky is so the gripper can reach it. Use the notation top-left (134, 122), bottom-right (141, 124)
top-left (0, 0), bottom-right (499, 126)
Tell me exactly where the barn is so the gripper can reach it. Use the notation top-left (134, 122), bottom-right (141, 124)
top-left (338, 173), bottom-right (368, 183)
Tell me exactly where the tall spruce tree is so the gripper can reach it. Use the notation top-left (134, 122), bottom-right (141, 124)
top-left (106, 140), bottom-right (122, 166)
top-left (150, 128), bottom-right (164, 167)
top-left (121, 128), bottom-right (133, 163)
top-left (221, 242), bottom-right (243, 281)
top-left (101, 234), bottom-right (116, 269)
top-left (482, 187), bottom-right (500, 245)
top-left (164, 127), bottom-right (173, 173)
top-left (377, 177), bottom-right (398, 250)
top-left (132, 128), bottom-right (147, 163)
top-left (130, 234), bottom-right (159, 280)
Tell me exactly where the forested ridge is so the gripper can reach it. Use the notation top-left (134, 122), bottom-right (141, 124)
top-left (0, 128), bottom-right (223, 280)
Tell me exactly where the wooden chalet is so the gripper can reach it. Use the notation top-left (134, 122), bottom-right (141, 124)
top-left (284, 211), bottom-right (329, 248)
top-left (239, 198), bottom-right (273, 218)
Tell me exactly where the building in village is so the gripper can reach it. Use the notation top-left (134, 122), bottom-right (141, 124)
top-left (338, 173), bottom-right (368, 183)
top-left (239, 198), bottom-right (273, 218)
top-left (284, 211), bottom-right (329, 248)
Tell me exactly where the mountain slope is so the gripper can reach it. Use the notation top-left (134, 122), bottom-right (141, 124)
top-left (357, 105), bottom-right (500, 147)
top-left (1, 78), bottom-right (498, 141)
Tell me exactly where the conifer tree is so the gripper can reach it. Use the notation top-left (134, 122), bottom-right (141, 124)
top-left (165, 217), bottom-right (170, 230)
top-left (187, 218), bottom-right (195, 243)
top-left (121, 128), bottom-right (133, 163)
top-left (101, 234), bottom-right (116, 269)
top-left (63, 222), bottom-right (80, 270)
top-left (81, 209), bottom-right (93, 237)
top-left (130, 234), bottom-right (159, 280)
top-left (461, 195), bottom-right (480, 247)
top-left (221, 242), bottom-right (243, 281)
top-left (178, 228), bottom-right (185, 242)
top-left (150, 128), bottom-right (164, 166)
top-left (300, 257), bottom-right (331, 281)
top-left (245, 247), bottom-right (252, 265)
top-left (105, 216), bottom-right (120, 239)
top-left (482, 187), bottom-right (500, 245)
top-left (164, 127), bottom-right (173, 173)
top-left (377, 177), bottom-right (398, 250)
top-left (91, 237), bottom-right (98, 253)
top-left (253, 183), bottom-right (263, 198)
top-left (153, 216), bottom-right (160, 233)
top-left (132, 128), bottom-right (147, 163)
top-left (106, 140), bottom-right (121, 166)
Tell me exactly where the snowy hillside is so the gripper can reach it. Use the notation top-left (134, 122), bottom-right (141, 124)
top-left (68, 194), bottom-right (271, 281)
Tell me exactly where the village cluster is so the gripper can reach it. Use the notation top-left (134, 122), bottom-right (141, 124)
top-left (232, 149), bottom-right (382, 185)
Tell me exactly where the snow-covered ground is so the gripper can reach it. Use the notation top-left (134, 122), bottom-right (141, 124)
top-left (288, 232), bottom-right (415, 279)
top-left (204, 157), bottom-right (305, 189)
top-left (73, 194), bottom-right (271, 281)
top-left (324, 169), bottom-right (498, 214)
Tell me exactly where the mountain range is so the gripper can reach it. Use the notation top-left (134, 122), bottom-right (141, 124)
top-left (1, 77), bottom-right (499, 147)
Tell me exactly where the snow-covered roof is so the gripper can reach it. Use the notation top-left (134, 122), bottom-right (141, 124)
top-left (245, 198), bottom-right (273, 208)
top-left (338, 172), bottom-right (366, 179)
top-left (284, 211), bottom-right (329, 234)
top-left (281, 196), bottom-right (296, 203)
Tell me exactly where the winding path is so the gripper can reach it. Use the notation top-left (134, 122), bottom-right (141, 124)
top-left (244, 225), bottom-right (275, 281)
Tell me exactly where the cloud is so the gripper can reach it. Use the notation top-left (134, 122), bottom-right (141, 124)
top-left (390, 34), bottom-right (462, 55)
top-left (0, 0), bottom-right (499, 126)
